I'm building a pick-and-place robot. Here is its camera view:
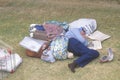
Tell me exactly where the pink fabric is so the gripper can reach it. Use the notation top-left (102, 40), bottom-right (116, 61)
top-left (43, 23), bottom-right (63, 40)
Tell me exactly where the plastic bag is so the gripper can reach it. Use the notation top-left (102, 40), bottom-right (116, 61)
top-left (41, 49), bottom-right (55, 63)
top-left (0, 53), bottom-right (22, 73)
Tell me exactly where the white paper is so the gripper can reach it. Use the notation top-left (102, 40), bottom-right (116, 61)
top-left (19, 37), bottom-right (46, 52)
top-left (88, 30), bottom-right (111, 41)
top-left (88, 40), bottom-right (102, 50)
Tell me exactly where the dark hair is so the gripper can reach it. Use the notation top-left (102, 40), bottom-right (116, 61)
top-left (82, 28), bottom-right (86, 33)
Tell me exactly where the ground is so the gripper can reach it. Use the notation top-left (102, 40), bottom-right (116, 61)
top-left (0, 0), bottom-right (120, 80)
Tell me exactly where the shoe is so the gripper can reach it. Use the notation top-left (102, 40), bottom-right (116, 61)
top-left (107, 48), bottom-right (114, 61)
top-left (68, 61), bottom-right (78, 73)
top-left (100, 48), bottom-right (114, 63)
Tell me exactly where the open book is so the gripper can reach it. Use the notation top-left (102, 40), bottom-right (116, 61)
top-left (88, 30), bottom-right (111, 41)
top-left (87, 30), bottom-right (111, 50)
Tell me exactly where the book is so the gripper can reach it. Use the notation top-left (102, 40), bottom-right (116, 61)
top-left (19, 37), bottom-right (47, 52)
top-left (88, 30), bottom-right (111, 41)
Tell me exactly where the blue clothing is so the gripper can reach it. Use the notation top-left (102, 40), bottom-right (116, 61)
top-left (68, 38), bottom-right (99, 67)
top-left (35, 25), bottom-right (45, 31)
top-left (65, 28), bottom-right (88, 46)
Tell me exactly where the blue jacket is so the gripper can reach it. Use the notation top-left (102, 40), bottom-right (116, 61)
top-left (65, 28), bottom-right (88, 46)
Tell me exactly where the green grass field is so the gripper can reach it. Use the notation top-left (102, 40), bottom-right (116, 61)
top-left (0, 0), bottom-right (120, 80)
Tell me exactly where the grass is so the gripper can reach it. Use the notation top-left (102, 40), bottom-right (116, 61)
top-left (0, 0), bottom-right (120, 80)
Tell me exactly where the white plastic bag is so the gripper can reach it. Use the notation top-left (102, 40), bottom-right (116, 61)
top-left (41, 49), bottom-right (55, 63)
top-left (0, 53), bottom-right (22, 73)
